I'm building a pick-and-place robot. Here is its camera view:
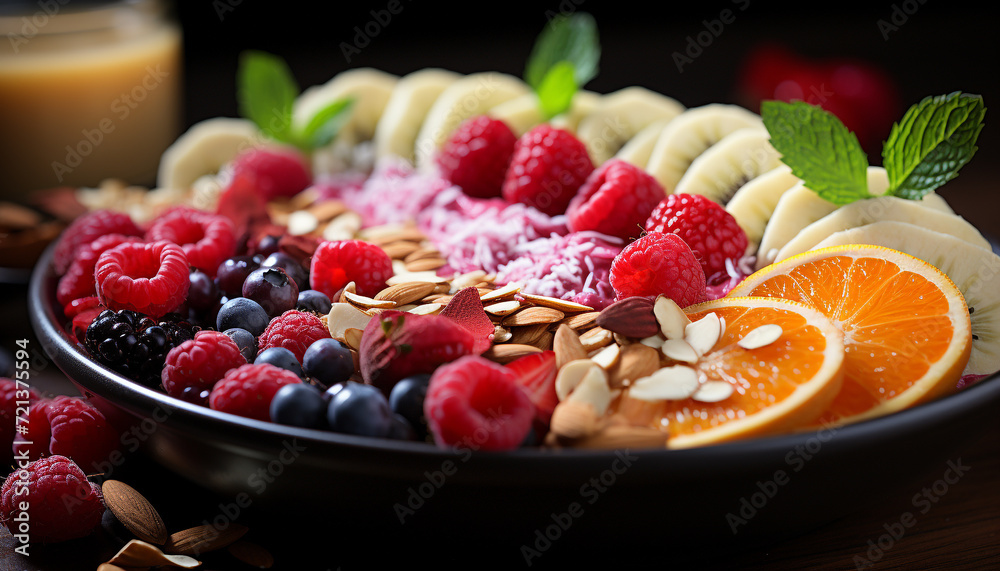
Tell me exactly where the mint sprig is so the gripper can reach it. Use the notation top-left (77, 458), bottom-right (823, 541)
top-left (523, 12), bottom-right (600, 120)
top-left (883, 92), bottom-right (986, 200)
top-left (761, 92), bottom-right (986, 205)
top-left (761, 100), bottom-right (872, 205)
top-left (237, 50), bottom-right (354, 151)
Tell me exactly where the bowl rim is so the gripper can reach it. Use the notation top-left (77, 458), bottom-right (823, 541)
top-left (27, 240), bottom-right (1000, 467)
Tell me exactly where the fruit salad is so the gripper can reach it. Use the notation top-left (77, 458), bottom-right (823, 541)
top-left (51, 14), bottom-right (1000, 453)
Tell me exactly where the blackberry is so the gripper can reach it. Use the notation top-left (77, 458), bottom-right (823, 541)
top-left (84, 309), bottom-right (202, 387)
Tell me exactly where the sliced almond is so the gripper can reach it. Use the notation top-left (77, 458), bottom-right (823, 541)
top-left (374, 281), bottom-right (437, 305)
top-left (493, 325), bottom-right (512, 343)
top-left (503, 306), bottom-right (564, 327)
top-left (364, 224), bottom-right (426, 245)
top-left (403, 245), bottom-right (443, 263)
top-left (307, 198), bottom-right (348, 222)
top-left (338, 281), bottom-right (358, 304)
top-left (654, 295), bottom-right (690, 340)
top-left (691, 379), bottom-right (735, 403)
top-left (684, 312), bottom-right (721, 356)
top-left (164, 523), bottom-right (249, 556)
top-left (101, 480), bottom-right (169, 545)
top-left (228, 540), bottom-right (275, 569)
top-left (97, 564), bottom-right (131, 571)
top-left (561, 311), bottom-right (600, 330)
top-left (629, 366), bottom-right (700, 401)
top-left (408, 303), bottom-right (443, 315)
top-left (405, 257), bottom-right (447, 272)
top-left (386, 271), bottom-right (449, 285)
top-left (661, 339), bottom-right (699, 364)
top-left (344, 290), bottom-right (397, 310)
top-left (590, 343), bottom-right (621, 369)
top-left (639, 335), bottom-right (665, 349)
top-left (555, 359), bottom-right (604, 401)
top-left (553, 324), bottom-right (588, 369)
top-left (518, 293), bottom-right (593, 313)
top-left (484, 300), bottom-right (521, 317)
top-left (323, 211), bottom-right (362, 241)
top-left (450, 269), bottom-right (489, 290)
top-left (579, 326), bottom-right (614, 352)
top-left (108, 539), bottom-right (200, 569)
top-left (737, 324), bottom-right (783, 350)
top-left (549, 400), bottom-right (601, 440)
top-left (483, 344), bottom-right (542, 364)
top-left (327, 303), bottom-right (373, 341)
top-left (608, 343), bottom-right (662, 388)
top-left (287, 210), bottom-right (319, 236)
top-left (343, 327), bottom-right (364, 350)
top-left (480, 282), bottom-right (521, 302)
top-left (565, 366), bottom-right (616, 415)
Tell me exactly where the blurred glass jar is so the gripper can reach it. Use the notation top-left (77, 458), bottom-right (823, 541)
top-left (0, 0), bottom-right (182, 199)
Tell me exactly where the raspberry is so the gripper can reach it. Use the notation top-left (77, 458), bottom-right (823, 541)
top-left (230, 145), bottom-right (313, 201)
top-left (609, 231), bottom-right (706, 307)
top-left (566, 159), bottom-right (667, 241)
top-left (360, 310), bottom-right (478, 395)
top-left (0, 455), bottom-right (104, 544)
top-left (309, 239), bottom-right (393, 299)
top-left (435, 115), bottom-right (517, 198)
top-left (95, 241), bottom-right (190, 318)
top-left (501, 124), bottom-right (594, 216)
top-left (162, 330), bottom-right (248, 404)
top-left (423, 355), bottom-right (533, 451)
top-left (12, 395), bottom-right (122, 476)
top-left (209, 363), bottom-right (303, 421)
top-left (643, 193), bottom-right (749, 282)
top-left (257, 310), bottom-right (332, 363)
top-left (146, 206), bottom-right (237, 277)
top-left (57, 233), bottom-right (145, 308)
top-left (52, 209), bottom-right (143, 275)
top-left (0, 378), bottom-right (42, 461)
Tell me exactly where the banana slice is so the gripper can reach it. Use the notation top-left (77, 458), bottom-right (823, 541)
top-left (575, 86), bottom-right (685, 166)
top-left (156, 117), bottom-right (262, 191)
top-left (613, 119), bottom-right (672, 168)
top-left (673, 127), bottom-right (782, 205)
top-left (549, 90), bottom-right (603, 133)
top-left (645, 103), bottom-right (764, 191)
top-left (774, 196), bottom-right (991, 264)
top-left (813, 221), bottom-right (1000, 377)
top-left (724, 165), bottom-right (801, 252)
top-left (372, 68), bottom-right (461, 163)
top-left (487, 90), bottom-right (602, 137)
top-left (414, 72), bottom-right (531, 168)
top-left (293, 68), bottom-right (399, 147)
top-left (756, 167), bottom-right (955, 269)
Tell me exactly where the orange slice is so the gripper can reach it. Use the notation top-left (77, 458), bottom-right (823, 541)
top-left (729, 244), bottom-right (972, 426)
top-left (611, 297), bottom-right (846, 449)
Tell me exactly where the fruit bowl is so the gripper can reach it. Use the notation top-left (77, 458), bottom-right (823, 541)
top-left (28, 239), bottom-right (1000, 565)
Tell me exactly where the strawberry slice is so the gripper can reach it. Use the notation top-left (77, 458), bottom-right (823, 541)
top-left (505, 350), bottom-right (558, 430)
top-left (439, 287), bottom-right (495, 353)
top-left (360, 310), bottom-right (478, 395)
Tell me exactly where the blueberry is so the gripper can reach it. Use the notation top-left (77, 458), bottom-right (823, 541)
top-left (242, 267), bottom-right (299, 318)
top-left (270, 383), bottom-right (327, 428)
top-left (261, 252), bottom-right (309, 291)
top-left (187, 268), bottom-right (221, 313)
top-left (297, 290), bottom-right (332, 315)
top-left (388, 413), bottom-right (417, 441)
top-left (255, 234), bottom-right (282, 258)
top-left (223, 327), bottom-right (257, 362)
top-left (302, 338), bottom-right (354, 389)
top-left (326, 381), bottom-right (394, 438)
top-left (216, 255), bottom-right (260, 298)
top-left (216, 297), bottom-right (270, 337)
top-left (388, 374), bottom-right (431, 440)
top-left (255, 347), bottom-right (304, 378)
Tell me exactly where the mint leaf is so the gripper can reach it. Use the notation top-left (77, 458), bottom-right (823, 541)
top-left (883, 92), bottom-right (986, 200)
top-left (761, 100), bottom-right (872, 205)
top-left (524, 12), bottom-right (600, 117)
top-left (236, 50), bottom-right (298, 143)
top-left (296, 97), bottom-right (355, 150)
top-left (535, 61), bottom-right (578, 120)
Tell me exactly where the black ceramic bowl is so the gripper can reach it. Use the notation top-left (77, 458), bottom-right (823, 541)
top-left (27, 242), bottom-right (1000, 566)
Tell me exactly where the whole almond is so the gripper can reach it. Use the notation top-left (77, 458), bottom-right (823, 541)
top-left (374, 281), bottom-right (437, 305)
top-left (502, 306), bottom-right (565, 327)
top-left (102, 480), bottom-right (169, 545)
top-left (595, 297), bottom-right (659, 339)
top-left (554, 324), bottom-right (588, 369)
top-left (549, 400), bottom-right (601, 440)
top-left (164, 523), bottom-right (249, 556)
top-left (483, 344), bottom-right (542, 363)
top-left (609, 343), bottom-right (662, 388)
top-left (574, 423), bottom-right (669, 450)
